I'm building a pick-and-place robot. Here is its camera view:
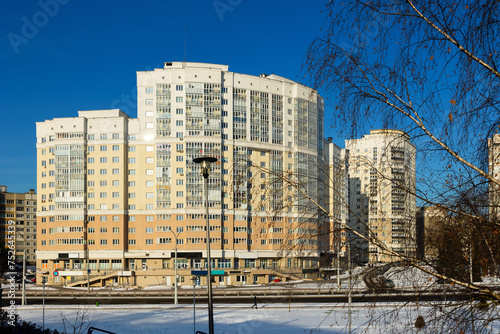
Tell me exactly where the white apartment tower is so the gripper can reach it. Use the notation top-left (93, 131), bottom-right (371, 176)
top-left (36, 62), bottom-right (326, 286)
top-left (344, 129), bottom-right (416, 263)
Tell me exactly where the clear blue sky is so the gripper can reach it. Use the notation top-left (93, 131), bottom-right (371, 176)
top-left (0, 0), bottom-right (334, 193)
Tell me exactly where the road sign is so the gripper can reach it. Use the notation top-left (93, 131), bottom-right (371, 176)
top-left (53, 270), bottom-right (59, 277)
top-left (191, 270), bottom-right (225, 276)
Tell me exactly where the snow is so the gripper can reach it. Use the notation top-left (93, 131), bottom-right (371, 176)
top-left (12, 302), bottom-right (500, 334)
top-left (4, 266), bottom-right (500, 333)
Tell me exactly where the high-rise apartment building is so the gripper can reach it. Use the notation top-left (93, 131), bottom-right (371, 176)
top-left (416, 206), bottom-right (447, 260)
top-left (0, 186), bottom-right (38, 264)
top-left (325, 141), bottom-right (349, 267)
top-left (344, 129), bottom-right (416, 263)
top-left (36, 62), bottom-right (326, 286)
top-left (488, 134), bottom-right (500, 219)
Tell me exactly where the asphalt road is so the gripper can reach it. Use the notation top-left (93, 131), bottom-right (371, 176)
top-left (2, 288), bottom-right (476, 306)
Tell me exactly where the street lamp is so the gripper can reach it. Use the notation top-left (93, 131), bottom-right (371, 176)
top-left (170, 229), bottom-right (180, 305)
top-left (193, 156), bottom-right (217, 334)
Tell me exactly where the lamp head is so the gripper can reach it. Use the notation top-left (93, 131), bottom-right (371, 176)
top-left (193, 156), bottom-right (218, 179)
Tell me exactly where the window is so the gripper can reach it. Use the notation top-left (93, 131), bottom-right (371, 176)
top-left (129, 239), bottom-right (136, 245)
top-left (176, 168), bottom-right (184, 174)
top-left (176, 215), bottom-right (184, 221)
top-left (112, 192), bottom-right (119, 198)
top-left (129, 146), bottom-right (136, 152)
top-left (146, 239), bottom-right (153, 245)
top-left (112, 168), bottom-right (119, 174)
top-left (100, 169), bottom-right (107, 175)
top-left (146, 192), bottom-right (154, 198)
top-left (146, 122), bottom-right (154, 128)
top-left (112, 145), bottom-right (119, 151)
top-left (100, 239), bottom-right (107, 245)
top-left (176, 144), bottom-right (183, 150)
top-left (176, 156), bottom-right (183, 162)
top-left (176, 179), bottom-right (183, 185)
top-left (146, 215), bottom-right (154, 222)
top-left (112, 180), bottom-right (119, 186)
top-left (100, 192), bottom-right (107, 198)
top-left (176, 132), bottom-right (183, 138)
top-left (145, 87), bottom-right (153, 94)
top-left (145, 99), bottom-right (153, 105)
top-left (176, 108), bottom-right (183, 115)
top-left (113, 227), bottom-right (119, 233)
top-left (129, 158), bottom-right (136, 163)
top-left (112, 133), bottom-right (119, 139)
top-left (88, 192), bottom-right (95, 199)
top-left (88, 146), bottom-right (95, 152)
top-left (112, 157), bottom-right (119, 163)
top-left (128, 193), bottom-right (136, 199)
top-left (176, 96), bottom-right (183, 103)
top-left (129, 169), bottom-right (136, 175)
top-left (146, 180), bottom-right (154, 187)
top-left (176, 191), bottom-right (183, 197)
top-left (128, 181), bottom-right (136, 187)
top-left (146, 145), bottom-right (154, 152)
top-left (100, 227), bottom-right (107, 233)
top-left (100, 145), bottom-right (107, 151)
top-left (176, 85), bottom-right (183, 91)
top-left (146, 227), bottom-right (153, 233)
top-left (176, 120), bottom-right (183, 126)
top-left (100, 134), bottom-right (107, 140)
top-left (128, 228), bottom-right (136, 233)
top-left (146, 169), bottom-right (154, 175)
top-left (113, 215), bottom-right (119, 221)
top-left (146, 158), bottom-right (154, 163)
top-left (88, 158), bottom-right (94, 163)
top-left (100, 180), bottom-right (107, 187)
top-left (145, 111), bottom-right (153, 117)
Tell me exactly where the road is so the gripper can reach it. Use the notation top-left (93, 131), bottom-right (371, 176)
top-left (1, 286), bottom-right (478, 306)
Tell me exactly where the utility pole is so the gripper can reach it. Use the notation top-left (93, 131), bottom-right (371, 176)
top-left (170, 229), bottom-right (179, 305)
top-left (22, 248), bottom-right (27, 305)
top-left (348, 241), bottom-right (352, 334)
top-left (337, 245), bottom-right (341, 291)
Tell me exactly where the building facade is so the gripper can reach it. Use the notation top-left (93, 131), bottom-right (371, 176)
top-left (36, 62), bottom-right (326, 287)
top-left (344, 129), bottom-right (416, 263)
top-left (488, 134), bottom-right (500, 219)
top-left (0, 186), bottom-right (38, 264)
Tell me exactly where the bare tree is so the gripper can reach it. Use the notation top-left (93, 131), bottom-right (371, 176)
top-left (299, 0), bottom-right (500, 331)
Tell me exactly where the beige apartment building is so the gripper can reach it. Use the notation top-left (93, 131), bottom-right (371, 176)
top-left (0, 186), bottom-right (38, 265)
top-left (344, 129), bottom-right (417, 263)
top-left (489, 134), bottom-right (500, 219)
top-left (35, 62), bottom-right (327, 287)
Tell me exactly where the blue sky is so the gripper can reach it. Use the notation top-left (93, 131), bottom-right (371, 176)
top-left (0, 0), bottom-right (334, 193)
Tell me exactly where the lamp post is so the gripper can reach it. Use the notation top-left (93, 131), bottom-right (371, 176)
top-left (170, 229), bottom-right (180, 305)
top-left (22, 249), bottom-right (26, 305)
top-left (193, 156), bottom-right (217, 334)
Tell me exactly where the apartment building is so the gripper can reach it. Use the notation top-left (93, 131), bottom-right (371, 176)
top-left (489, 134), bottom-right (500, 219)
top-left (0, 186), bottom-right (37, 265)
top-left (36, 62), bottom-right (326, 287)
top-left (344, 129), bottom-right (416, 263)
top-left (416, 206), bottom-right (447, 260)
top-left (324, 141), bottom-right (349, 269)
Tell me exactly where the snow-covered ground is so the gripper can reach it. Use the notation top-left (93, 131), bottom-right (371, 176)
top-left (12, 302), bottom-right (500, 334)
top-left (4, 266), bottom-right (500, 333)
